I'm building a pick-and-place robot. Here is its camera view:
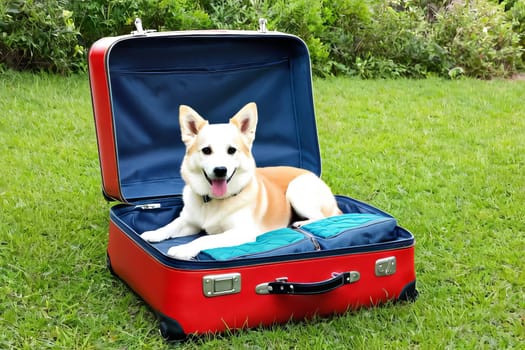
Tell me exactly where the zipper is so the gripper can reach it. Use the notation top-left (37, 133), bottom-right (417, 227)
top-left (293, 226), bottom-right (321, 251)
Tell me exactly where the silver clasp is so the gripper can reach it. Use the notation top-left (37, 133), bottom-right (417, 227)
top-left (375, 256), bottom-right (397, 276)
top-left (135, 203), bottom-right (161, 210)
top-left (203, 273), bottom-right (241, 297)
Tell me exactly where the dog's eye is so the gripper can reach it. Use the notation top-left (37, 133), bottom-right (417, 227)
top-left (202, 146), bottom-right (212, 155)
top-left (227, 146), bottom-right (237, 155)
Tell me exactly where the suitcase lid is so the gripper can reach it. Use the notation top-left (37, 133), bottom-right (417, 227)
top-left (89, 28), bottom-right (320, 203)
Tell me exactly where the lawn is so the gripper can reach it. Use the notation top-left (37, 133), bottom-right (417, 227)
top-left (1, 71), bottom-right (523, 349)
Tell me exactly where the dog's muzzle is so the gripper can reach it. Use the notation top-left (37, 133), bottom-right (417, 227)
top-left (203, 168), bottom-right (236, 198)
top-left (203, 168), bottom-right (236, 184)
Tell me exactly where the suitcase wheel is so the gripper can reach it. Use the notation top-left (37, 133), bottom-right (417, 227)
top-left (158, 313), bottom-right (186, 341)
top-left (397, 280), bottom-right (418, 302)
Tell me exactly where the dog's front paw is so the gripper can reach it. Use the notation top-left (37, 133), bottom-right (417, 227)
top-left (141, 230), bottom-right (168, 243)
top-left (166, 244), bottom-right (200, 260)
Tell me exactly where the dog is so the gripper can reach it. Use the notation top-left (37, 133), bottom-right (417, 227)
top-left (140, 102), bottom-right (341, 259)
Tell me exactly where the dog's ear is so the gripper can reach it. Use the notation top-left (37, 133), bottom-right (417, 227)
top-left (179, 105), bottom-right (208, 146)
top-left (230, 102), bottom-right (258, 147)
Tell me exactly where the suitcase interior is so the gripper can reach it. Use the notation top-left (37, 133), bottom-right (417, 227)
top-left (110, 195), bottom-right (415, 268)
top-left (96, 32), bottom-right (320, 203)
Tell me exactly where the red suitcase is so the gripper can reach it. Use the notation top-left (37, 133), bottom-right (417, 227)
top-left (88, 21), bottom-right (417, 340)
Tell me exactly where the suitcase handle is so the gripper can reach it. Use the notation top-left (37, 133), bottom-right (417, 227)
top-left (255, 271), bottom-right (360, 295)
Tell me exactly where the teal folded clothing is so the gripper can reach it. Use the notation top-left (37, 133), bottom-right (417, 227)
top-left (198, 227), bottom-right (317, 261)
top-left (300, 213), bottom-right (397, 249)
top-left (197, 213), bottom-right (398, 261)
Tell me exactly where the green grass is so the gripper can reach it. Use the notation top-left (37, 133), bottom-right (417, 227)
top-left (1, 71), bottom-right (524, 349)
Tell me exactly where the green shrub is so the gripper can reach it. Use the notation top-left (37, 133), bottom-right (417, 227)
top-left (203, 0), bottom-right (260, 30)
top-left (70, 0), bottom-right (213, 47)
top-left (0, 0), bottom-right (83, 74)
top-left (319, 0), bottom-right (372, 75)
top-left (68, 0), bottom-right (141, 48)
top-left (266, 0), bottom-right (330, 76)
top-left (356, 2), bottom-right (449, 78)
top-left (352, 0), bottom-right (522, 78)
top-left (508, 0), bottom-right (525, 66)
top-left (0, 0), bottom-right (523, 77)
top-left (126, 0), bottom-right (213, 32)
top-left (431, 0), bottom-right (522, 78)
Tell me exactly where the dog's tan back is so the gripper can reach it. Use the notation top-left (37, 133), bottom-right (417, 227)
top-left (253, 166), bottom-right (310, 229)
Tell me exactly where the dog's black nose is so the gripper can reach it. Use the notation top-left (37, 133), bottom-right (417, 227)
top-left (213, 167), bottom-right (227, 178)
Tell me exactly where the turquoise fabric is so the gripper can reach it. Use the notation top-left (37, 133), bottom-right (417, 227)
top-left (302, 213), bottom-right (392, 238)
top-left (199, 214), bottom-right (398, 260)
top-left (200, 228), bottom-right (308, 261)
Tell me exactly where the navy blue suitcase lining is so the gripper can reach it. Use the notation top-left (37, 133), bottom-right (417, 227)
top-left (106, 35), bottom-right (320, 202)
top-left (111, 196), bottom-right (413, 263)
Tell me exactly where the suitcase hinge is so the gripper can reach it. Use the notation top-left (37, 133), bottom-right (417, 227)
top-left (132, 18), bottom-right (156, 36)
top-left (258, 18), bottom-right (268, 33)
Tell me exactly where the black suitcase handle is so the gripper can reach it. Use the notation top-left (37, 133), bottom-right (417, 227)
top-left (255, 271), bottom-right (360, 295)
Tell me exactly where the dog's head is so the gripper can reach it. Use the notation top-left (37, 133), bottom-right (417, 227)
top-left (179, 102), bottom-right (258, 199)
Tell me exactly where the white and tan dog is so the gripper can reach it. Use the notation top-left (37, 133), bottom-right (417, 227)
top-left (141, 102), bottom-right (341, 259)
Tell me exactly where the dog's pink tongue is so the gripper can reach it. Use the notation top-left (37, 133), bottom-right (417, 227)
top-left (211, 179), bottom-right (227, 197)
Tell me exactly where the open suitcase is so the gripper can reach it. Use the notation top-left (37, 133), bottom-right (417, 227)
top-left (88, 20), bottom-right (417, 340)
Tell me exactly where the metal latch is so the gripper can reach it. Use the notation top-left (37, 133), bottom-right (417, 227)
top-left (375, 256), bottom-right (397, 276)
top-left (135, 203), bottom-right (161, 210)
top-left (203, 273), bottom-right (241, 297)
top-left (132, 18), bottom-right (156, 36)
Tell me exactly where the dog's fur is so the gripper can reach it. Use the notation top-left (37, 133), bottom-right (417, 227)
top-left (141, 102), bottom-right (341, 259)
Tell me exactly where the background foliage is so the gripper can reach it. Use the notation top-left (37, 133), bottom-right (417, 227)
top-left (1, 0), bottom-right (524, 77)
